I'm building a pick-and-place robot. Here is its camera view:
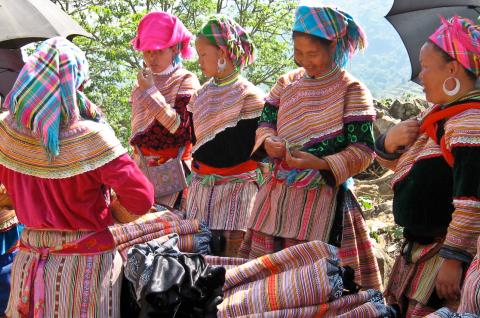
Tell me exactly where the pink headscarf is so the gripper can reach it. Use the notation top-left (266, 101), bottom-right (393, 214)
top-left (131, 12), bottom-right (193, 59)
top-left (429, 16), bottom-right (480, 77)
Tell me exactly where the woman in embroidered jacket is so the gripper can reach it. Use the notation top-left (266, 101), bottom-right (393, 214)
top-left (186, 16), bottom-right (264, 257)
top-left (238, 5), bottom-right (382, 291)
top-left (130, 12), bottom-right (200, 208)
top-left (0, 38), bottom-right (153, 318)
top-left (376, 17), bottom-right (480, 317)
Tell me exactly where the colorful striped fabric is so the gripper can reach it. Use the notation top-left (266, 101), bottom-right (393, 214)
top-left (4, 37), bottom-right (100, 157)
top-left (199, 15), bottom-right (255, 70)
top-left (426, 308), bottom-right (479, 318)
top-left (429, 16), bottom-right (480, 77)
top-left (212, 241), bottom-right (393, 318)
top-left (188, 76), bottom-right (264, 154)
top-left (292, 6), bottom-right (367, 67)
top-left (0, 112), bottom-right (126, 179)
top-left (186, 174), bottom-right (258, 232)
top-left (384, 241), bottom-right (444, 317)
top-left (109, 210), bottom-right (211, 261)
top-left (191, 168), bottom-right (262, 186)
top-left (6, 229), bottom-right (122, 318)
top-left (130, 66), bottom-right (199, 139)
top-left (253, 67), bottom-right (375, 159)
top-left (457, 237), bottom-right (480, 315)
top-left (424, 247), bottom-right (480, 315)
top-left (240, 187), bottom-right (382, 291)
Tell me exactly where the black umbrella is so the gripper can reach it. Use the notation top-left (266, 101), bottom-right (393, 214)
top-left (0, 0), bottom-right (91, 49)
top-left (0, 49), bottom-right (24, 104)
top-left (386, 0), bottom-right (480, 83)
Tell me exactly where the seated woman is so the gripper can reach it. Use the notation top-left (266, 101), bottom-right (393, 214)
top-left (0, 37), bottom-right (153, 317)
top-left (376, 16), bottom-right (480, 317)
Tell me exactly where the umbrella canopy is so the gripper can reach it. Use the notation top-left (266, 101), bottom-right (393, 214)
top-left (386, 0), bottom-right (480, 83)
top-left (0, 48), bottom-right (23, 103)
top-left (0, 0), bottom-right (91, 49)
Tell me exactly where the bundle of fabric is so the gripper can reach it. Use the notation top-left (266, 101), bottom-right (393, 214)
top-left (123, 234), bottom-right (225, 318)
top-left (109, 208), bottom-right (211, 260)
top-left (210, 241), bottom-right (397, 318)
top-left (425, 308), bottom-right (479, 318)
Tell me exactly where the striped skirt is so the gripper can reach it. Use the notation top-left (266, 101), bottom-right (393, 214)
top-left (186, 175), bottom-right (258, 231)
top-left (384, 241), bottom-right (447, 317)
top-left (209, 241), bottom-right (394, 318)
top-left (244, 175), bottom-right (337, 241)
top-left (6, 229), bottom-right (122, 318)
top-left (239, 179), bottom-right (382, 291)
top-left (425, 308), bottom-right (479, 317)
top-left (457, 254), bottom-right (480, 314)
top-left (186, 175), bottom-right (258, 256)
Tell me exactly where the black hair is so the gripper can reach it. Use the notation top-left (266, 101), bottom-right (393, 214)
top-left (427, 40), bottom-right (477, 81)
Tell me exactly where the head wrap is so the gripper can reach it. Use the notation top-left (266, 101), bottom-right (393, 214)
top-left (4, 37), bottom-right (100, 157)
top-left (292, 6), bottom-right (367, 67)
top-left (131, 11), bottom-right (193, 59)
top-left (198, 15), bottom-right (255, 70)
top-left (429, 16), bottom-right (480, 77)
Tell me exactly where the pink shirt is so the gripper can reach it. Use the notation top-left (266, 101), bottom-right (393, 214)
top-left (0, 153), bottom-right (154, 231)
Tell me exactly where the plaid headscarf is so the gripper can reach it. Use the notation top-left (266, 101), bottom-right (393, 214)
top-left (198, 15), bottom-right (255, 70)
top-left (292, 6), bottom-right (367, 67)
top-left (4, 37), bottom-right (100, 157)
top-left (429, 16), bottom-right (480, 77)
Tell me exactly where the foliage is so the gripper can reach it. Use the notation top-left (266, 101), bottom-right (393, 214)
top-left (49, 0), bottom-right (297, 147)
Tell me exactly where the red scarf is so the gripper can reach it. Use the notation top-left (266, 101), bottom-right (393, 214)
top-left (420, 102), bottom-right (480, 166)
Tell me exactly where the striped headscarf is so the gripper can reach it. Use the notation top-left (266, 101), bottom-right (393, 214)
top-left (292, 6), bottom-right (367, 67)
top-left (4, 37), bottom-right (100, 157)
top-left (429, 16), bottom-right (480, 77)
top-left (198, 15), bottom-right (255, 70)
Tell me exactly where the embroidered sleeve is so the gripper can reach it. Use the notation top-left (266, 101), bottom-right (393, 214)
top-left (440, 146), bottom-right (480, 262)
top-left (375, 134), bottom-right (400, 171)
top-left (138, 74), bottom-right (199, 134)
top-left (322, 83), bottom-right (376, 186)
top-left (251, 73), bottom-right (287, 154)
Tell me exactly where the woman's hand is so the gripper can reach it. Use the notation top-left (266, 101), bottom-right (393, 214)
top-left (285, 149), bottom-right (329, 170)
top-left (384, 118), bottom-right (420, 153)
top-left (435, 258), bottom-right (464, 302)
top-left (137, 68), bottom-right (155, 91)
top-left (264, 136), bottom-right (286, 159)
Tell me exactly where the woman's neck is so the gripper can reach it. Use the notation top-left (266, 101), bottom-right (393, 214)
top-left (213, 68), bottom-right (240, 86)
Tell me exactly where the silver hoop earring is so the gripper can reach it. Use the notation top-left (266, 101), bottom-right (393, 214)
top-left (217, 58), bottom-right (227, 73)
top-left (443, 77), bottom-right (461, 96)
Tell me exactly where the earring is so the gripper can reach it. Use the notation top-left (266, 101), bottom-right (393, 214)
top-left (217, 58), bottom-right (226, 73)
top-left (443, 77), bottom-right (461, 96)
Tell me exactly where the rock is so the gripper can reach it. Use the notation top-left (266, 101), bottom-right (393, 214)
top-left (373, 99), bottom-right (389, 111)
top-left (413, 98), bottom-right (429, 111)
top-left (371, 240), bottom-right (395, 286)
top-left (388, 99), bottom-right (423, 121)
top-left (388, 99), bottom-right (404, 120)
top-left (373, 115), bottom-right (400, 137)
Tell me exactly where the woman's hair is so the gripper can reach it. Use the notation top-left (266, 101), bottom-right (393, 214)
top-left (428, 40), bottom-right (477, 81)
top-left (292, 31), bottom-right (333, 49)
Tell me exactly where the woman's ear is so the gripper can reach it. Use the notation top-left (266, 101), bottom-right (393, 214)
top-left (449, 60), bottom-right (462, 76)
top-left (171, 45), bottom-right (180, 55)
top-left (329, 41), bottom-right (337, 56)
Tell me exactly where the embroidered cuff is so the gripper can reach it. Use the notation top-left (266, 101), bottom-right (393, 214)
top-left (439, 246), bottom-right (473, 264)
top-left (375, 134), bottom-right (401, 160)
